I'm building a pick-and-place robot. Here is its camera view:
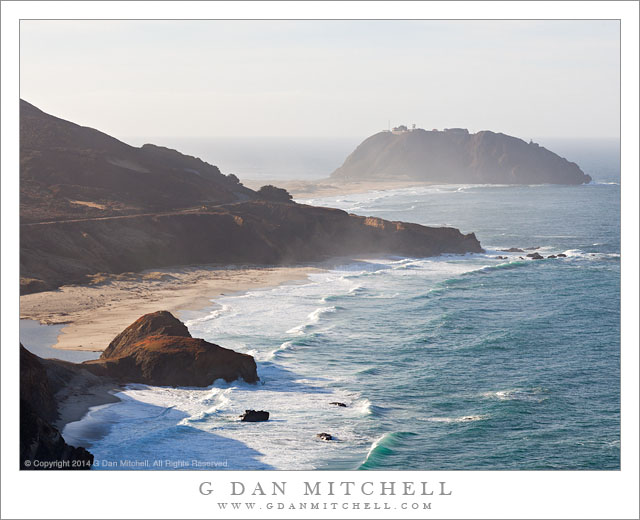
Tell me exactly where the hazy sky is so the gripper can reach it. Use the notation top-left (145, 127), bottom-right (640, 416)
top-left (20, 20), bottom-right (620, 141)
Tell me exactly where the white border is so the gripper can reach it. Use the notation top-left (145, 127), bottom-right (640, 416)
top-left (2, 2), bottom-right (638, 519)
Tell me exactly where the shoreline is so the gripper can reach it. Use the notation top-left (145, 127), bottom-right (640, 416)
top-left (56, 383), bottom-right (123, 432)
top-left (20, 264), bottom-right (324, 353)
top-left (242, 177), bottom-right (435, 199)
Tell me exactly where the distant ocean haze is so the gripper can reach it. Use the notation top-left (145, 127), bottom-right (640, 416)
top-left (120, 135), bottom-right (620, 184)
top-left (122, 136), bottom-right (362, 182)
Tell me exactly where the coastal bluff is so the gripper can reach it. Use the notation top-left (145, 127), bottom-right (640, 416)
top-left (20, 312), bottom-right (257, 469)
top-left (19, 100), bottom-right (483, 294)
top-left (331, 128), bottom-right (592, 185)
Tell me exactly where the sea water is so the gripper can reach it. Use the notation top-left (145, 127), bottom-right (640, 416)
top-left (61, 138), bottom-right (620, 470)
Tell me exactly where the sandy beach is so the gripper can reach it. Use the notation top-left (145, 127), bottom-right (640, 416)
top-left (20, 265), bottom-right (322, 353)
top-left (243, 178), bottom-right (435, 199)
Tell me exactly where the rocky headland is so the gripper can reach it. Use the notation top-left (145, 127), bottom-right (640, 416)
top-left (20, 100), bottom-right (483, 295)
top-left (331, 127), bottom-right (592, 185)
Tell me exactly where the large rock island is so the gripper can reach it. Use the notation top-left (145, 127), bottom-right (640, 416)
top-left (331, 127), bottom-right (592, 185)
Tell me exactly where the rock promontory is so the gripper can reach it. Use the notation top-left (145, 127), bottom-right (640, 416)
top-left (83, 311), bottom-right (259, 386)
top-left (331, 128), bottom-right (591, 185)
top-left (20, 101), bottom-right (484, 294)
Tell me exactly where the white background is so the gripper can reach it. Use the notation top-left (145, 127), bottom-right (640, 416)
top-left (2, 2), bottom-right (638, 519)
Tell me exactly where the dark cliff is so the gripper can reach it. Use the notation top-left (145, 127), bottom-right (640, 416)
top-left (20, 346), bottom-right (94, 469)
top-left (21, 201), bottom-right (482, 292)
top-left (331, 128), bottom-right (592, 185)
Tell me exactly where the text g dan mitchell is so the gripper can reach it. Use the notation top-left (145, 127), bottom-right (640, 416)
top-left (199, 480), bottom-right (452, 497)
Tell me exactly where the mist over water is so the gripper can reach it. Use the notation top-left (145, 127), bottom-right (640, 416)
top-left (65, 138), bottom-right (620, 470)
top-left (125, 136), bottom-right (362, 181)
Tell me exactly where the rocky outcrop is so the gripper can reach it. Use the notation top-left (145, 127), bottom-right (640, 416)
top-left (240, 410), bottom-right (270, 422)
top-left (331, 129), bottom-right (592, 185)
top-left (83, 311), bottom-right (258, 386)
top-left (102, 310), bottom-right (190, 359)
top-left (20, 346), bottom-right (94, 470)
top-left (20, 101), bottom-right (484, 295)
top-left (21, 201), bottom-right (483, 293)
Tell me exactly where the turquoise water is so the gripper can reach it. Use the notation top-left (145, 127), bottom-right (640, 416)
top-left (62, 143), bottom-right (620, 471)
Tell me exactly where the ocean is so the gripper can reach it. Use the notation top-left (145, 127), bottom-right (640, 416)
top-left (54, 137), bottom-right (620, 470)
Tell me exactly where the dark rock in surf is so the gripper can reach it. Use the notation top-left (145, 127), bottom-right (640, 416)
top-left (547, 255), bottom-right (557, 259)
top-left (330, 402), bottom-right (347, 407)
top-left (317, 433), bottom-right (333, 441)
top-left (499, 247), bottom-right (524, 253)
top-left (526, 253), bottom-right (544, 260)
top-left (557, 253), bottom-right (567, 258)
top-left (240, 410), bottom-right (270, 422)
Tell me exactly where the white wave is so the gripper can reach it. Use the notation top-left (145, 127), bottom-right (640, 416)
top-left (363, 433), bottom-right (386, 460)
top-left (561, 249), bottom-right (620, 260)
top-left (184, 304), bottom-right (231, 326)
top-left (427, 415), bottom-right (487, 423)
top-left (354, 398), bottom-right (373, 416)
top-left (265, 341), bottom-right (295, 360)
top-left (286, 306), bottom-right (338, 334)
top-left (481, 388), bottom-right (548, 402)
top-left (482, 389), bottom-right (519, 400)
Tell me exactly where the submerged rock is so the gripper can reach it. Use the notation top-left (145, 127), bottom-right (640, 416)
top-left (499, 247), bottom-right (524, 253)
top-left (240, 410), bottom-right (270, 422)
top-left (329, 402), bottom-right (347, 407)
